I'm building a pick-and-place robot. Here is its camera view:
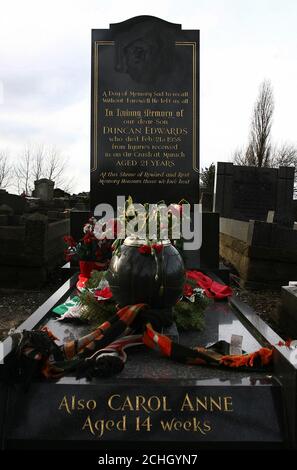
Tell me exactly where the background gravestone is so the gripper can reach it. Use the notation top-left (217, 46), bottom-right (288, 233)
top-left (33, 179), bottom-right (54, 202)
top-left (90, 16), bottom-right (199, 211)
top-left (214, 162), bottom-right (295, 227)
top-left (0, 189), bottom-right (27, 215)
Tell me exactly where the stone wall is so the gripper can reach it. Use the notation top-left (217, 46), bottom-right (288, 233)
top-left (220, 217), bottom-right (297, 287)
top-left (0, 213), bottom-right (70, 288)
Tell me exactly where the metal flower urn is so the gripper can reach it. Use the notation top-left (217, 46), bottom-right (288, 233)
top-left (106, 237), bottom-right (185, 308)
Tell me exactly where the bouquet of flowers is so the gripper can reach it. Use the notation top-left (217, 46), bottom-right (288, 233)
top-left (78, 268), bottom-right (208, 332)
top-left (110, 195), bottom-right (190, 258)
top-left (64, 216), bottom-right (114, 263)
top-left (64, 216), bottom-right (115, 286)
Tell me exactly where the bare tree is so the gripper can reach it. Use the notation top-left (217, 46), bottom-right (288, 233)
top-left (0, 150), bottom-right (12, 189)
top-left (232, 80), bottom-right (274, 167)
top-left (14, 146), bottom-right (32, 195)
top-left (233, 147), bottom-right (247, 166)
top-left (13, 144), bottom-right (73, 195)
top-left (200, 163), bottom-right (215, 193)
top-left (44, 146), bottom-right (74, 192)
top-left (233, 79), bottom-right (297, 170)
top-left (271, 143), bottom-right (297, 196)
top-left (248, 80), bottom-right (274, 167)
top-left (32, 144), bottom-right (46, 182)
top-left (44, 146), bottom-right (67, 186)
top-left (270, 142), bottom-right (297, 168)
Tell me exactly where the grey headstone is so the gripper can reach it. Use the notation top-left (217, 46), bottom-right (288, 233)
top-left (33, 179), bottom-right (55, 201)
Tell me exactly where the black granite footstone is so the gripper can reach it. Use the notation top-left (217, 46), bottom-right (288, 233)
top-left (3, 379), bottom-right (284, 446)
top-left (0, 274), bottom-right (295, 448)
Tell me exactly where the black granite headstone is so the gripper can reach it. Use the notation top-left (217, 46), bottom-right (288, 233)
top-left (90, 16), bottom-right (199, 211)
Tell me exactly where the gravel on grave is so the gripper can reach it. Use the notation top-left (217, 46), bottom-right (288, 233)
top-left (0, 271), bottom-right (67, 341)
top-left (232, 285), bottom-right (283, 337)
top-left (224, 259), bottom-right (284, 338)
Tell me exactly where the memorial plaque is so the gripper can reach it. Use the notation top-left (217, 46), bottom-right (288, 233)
top-left (90, 16), bottom-right (199, 211)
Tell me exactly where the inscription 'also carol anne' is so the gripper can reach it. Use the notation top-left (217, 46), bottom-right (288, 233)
top-left (58, 393), bottom-right (233, 415)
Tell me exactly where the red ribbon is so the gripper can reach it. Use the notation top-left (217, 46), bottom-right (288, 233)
top-left (186, 270), bottom-right (233, 300)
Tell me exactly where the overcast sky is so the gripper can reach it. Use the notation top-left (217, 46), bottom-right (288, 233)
top-left (0, 0), bottom-right (296, 193)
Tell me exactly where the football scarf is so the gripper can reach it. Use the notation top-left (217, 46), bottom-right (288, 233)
top-left (6, 303), bottom-right (273, 383)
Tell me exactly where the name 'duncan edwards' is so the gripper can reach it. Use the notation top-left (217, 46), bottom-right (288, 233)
top-left (58, 393), bottom-right (234, 438)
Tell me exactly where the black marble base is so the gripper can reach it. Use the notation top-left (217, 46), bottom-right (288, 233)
top-left (0, 273), bottom-right (296, 449)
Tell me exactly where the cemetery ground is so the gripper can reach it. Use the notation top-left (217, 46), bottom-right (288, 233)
top-left (0, 261), bottom-right (284, 342)
top-left (233, 286), bottom-right (282, 333)
top-left (0, 267), bottom-right (67, 340)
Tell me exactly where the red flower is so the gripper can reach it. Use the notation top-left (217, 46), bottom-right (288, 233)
top-left (63, 235), bottom-right (76, 247)
top-left (278, 339), bottom-right (293, 348)
top-left (83, 232), bottom-right (94, 245)
top-left (183, 283), bottom-right (194, 297)
top-left (152, 243), bottom-right (163, 254)
top-left (65, 253), bottom-right (74, 262)
top-left (64, 249), bottom-right (74, 262)
top-left (138, 245), bottom-right (152, 255)
top-left (94, 287), bottom-right (113, 300)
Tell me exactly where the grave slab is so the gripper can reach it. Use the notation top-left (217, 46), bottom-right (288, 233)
top-left (0, 273), bottom-right (296, 449)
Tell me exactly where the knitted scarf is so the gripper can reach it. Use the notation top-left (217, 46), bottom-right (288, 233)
top-left (6, 303), bottom-right (273, 383)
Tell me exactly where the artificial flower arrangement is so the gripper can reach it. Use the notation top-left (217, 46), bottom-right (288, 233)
top-left (63, 196), bottom-right (188, 285)
top-left (77, 268), bottom-right (208, 332)
top-left (110, 195), bottom-right (189, 258)
top-left (63, 216), bottom-right (114, 283)
top-left (58, 197), bottom-right (232, 330)
top-left (64, 216), bottom-right (114, 263)
top-left (58, 197), bottom-right (209, 329)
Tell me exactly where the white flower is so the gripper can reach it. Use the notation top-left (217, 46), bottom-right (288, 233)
top-left (83, 223), bottom-right (93, 233)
